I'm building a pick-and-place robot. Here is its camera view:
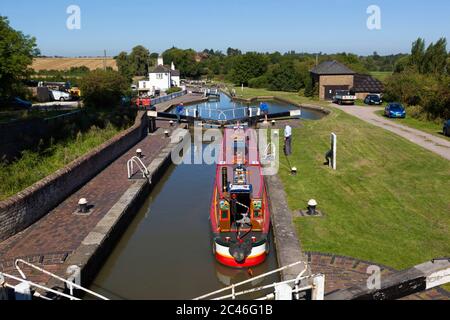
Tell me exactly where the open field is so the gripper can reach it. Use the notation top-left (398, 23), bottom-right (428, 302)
top-left (32, 57), bottom-right (118, 71)
top-left (237, 87), bottom-right (450, 281)
top-left (375, 110), bottom-right (450, 140)
top-left (370, 71), bottom-right (392, 82)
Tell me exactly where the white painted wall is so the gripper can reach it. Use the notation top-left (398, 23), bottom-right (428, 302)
top-left (171, 76), bottom-right (180, 87)
top-left (138, 80), bottom-right (154, 95)
top-left (148, 72), bottom-right (171, 91)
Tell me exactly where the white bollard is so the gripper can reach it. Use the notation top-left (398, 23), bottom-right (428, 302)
top-left (274, 283), bottom-right (293, 300)
top-left (14, 282), bottom-right (32, 301)
top-left (312, 274), bottom-right (325, 300)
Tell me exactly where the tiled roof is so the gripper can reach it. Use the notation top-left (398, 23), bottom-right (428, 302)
top-left (150, 65), bottom-right (170, 73)
top-left (311, 60), bottom-right (355, 75)
top-left (150, 65), bottom-right (180, 76)
top-left (352, 74), bottom-right (384, 93)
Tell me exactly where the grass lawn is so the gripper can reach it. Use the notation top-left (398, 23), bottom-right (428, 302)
top-left (229, 86), bottom-right (329, 107)
top-left (236, 87), bottom-right (450, 278)
top-left (280, 107), bottom-right (450, 270)
top-left (0, 109), bottom-right (136, 201)
top-left (0, 124), bottom-right (123, 201)
top-left (370, 71), bottom-right (392, 82)
top-left (375, 110), bottom-right (449, 140)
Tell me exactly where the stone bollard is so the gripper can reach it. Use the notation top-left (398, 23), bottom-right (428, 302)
top-left (78, 198), bottom-right (89, 214)
top-left (307, 199), bottom-right (318, 216)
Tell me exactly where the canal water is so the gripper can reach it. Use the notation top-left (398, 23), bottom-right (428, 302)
top-left (90, 98), bottom-right (325, 300)
top-left (90, 144), bottom-right (279, 300)
top-left (170, 93), bottom-right (324, 121)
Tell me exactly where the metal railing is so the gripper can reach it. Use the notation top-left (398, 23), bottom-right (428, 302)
top-left (0, 259), bottom-right (109, 300)
top-left (184, 106), bottom-right (260, 121)
top-left (127, 156), bottom-right (149, 179)
top-left (151, 90), bottom-right (187, 106)
top-left (194, 260), bottom-right (325, 301)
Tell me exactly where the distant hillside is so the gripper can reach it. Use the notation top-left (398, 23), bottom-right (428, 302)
top-left (32, 57), bottom-right (118, 71)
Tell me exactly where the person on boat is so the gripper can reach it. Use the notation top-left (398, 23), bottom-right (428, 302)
top-left (260, 102), bottom-right (269, 122)
top-left (175, 103), bottom-right (184, 123)
top-left (284, 124), bottom-right (292, 156)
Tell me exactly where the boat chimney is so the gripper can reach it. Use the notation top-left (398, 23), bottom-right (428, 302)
top-left (222, 167), bottom-right (228, 193)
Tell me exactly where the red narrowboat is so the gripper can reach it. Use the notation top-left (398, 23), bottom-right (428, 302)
top-left (210, 126), bottom-right (271, 268)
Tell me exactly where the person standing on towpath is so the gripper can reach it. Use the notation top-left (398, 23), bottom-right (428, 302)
top-left (284, 124), bottom-right (292, 156)
top-left (260, 102), bottom-right (269, 123)
top-left (176, 103), bottom-right (184, 123)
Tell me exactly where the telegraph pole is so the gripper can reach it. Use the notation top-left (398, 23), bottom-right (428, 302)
top-left (103, 49), bottom-right (107, 70)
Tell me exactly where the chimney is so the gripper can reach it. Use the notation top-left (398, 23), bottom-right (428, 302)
top-left (157, 55), bottom-right (164, 66)
top-left (171, 62), bottom-right (175, 71)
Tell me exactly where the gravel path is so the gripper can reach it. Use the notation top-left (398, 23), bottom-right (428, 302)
top-left (333, 104), bottom-right (450, 161)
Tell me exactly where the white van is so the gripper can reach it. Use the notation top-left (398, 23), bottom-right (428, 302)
top-left (50, 90), bottom-right (71, 101)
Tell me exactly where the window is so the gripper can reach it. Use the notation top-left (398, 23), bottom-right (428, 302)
top-left (156, 73), bottom-right (164, 80)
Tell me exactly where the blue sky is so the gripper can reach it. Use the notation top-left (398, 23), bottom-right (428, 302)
top-left (1, 0), bottom-right (449, 56)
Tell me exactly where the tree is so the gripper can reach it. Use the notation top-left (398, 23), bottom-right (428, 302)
top-left (115, 51), bottom-right (134, 81)
top-left (421, 38), bottom-right (448, 75)
top-left (114, 45), bottom-right (152, 80)
top-left (163, 47), bottom-right (201, 78)
top-left (0, 16), bottom-right (39, 101)
top-left (227, 48), bottom-right (242, 57)
top-left (129, 45), bottom-right (151, 76)
top-left (80, 69), bottom-right (129, 108)
top-left (406, 38), bottom-right (448, 75)
top-left (229, 52), bottom-right (268, 86)
top-left (410, 38), bottom-right (425, 71)
top-left (267, 61), bottom-right (303, 92)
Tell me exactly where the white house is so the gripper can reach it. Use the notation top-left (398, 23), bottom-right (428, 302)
top-left (138, 56), bottom-right (180, 96)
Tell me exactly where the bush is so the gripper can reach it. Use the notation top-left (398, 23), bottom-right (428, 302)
top-left (166, 87), bottom-right (182, 95)
top-left (385, 71), bottom-right (450, 120)
top-left (80, 69), bottom-right (129, 108)
top-left (229, 52), bottom-right (269, 86)
top-left (248, 75), bottom-right (268, 88)
top-left (267, 61), bottom-right (303, 92)
top-left (384, 71), bottom-right (425, 105)
top-left (0, 123), bottom-right (123, 200)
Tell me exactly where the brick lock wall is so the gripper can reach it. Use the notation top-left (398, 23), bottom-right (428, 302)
top-left (0, 112), bottom-right (148, 242)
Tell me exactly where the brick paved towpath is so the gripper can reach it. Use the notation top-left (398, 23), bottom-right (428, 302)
top-left (155, 93), bottom-right (207, 112)
top-left (0, 92), bottom-right (209, 289)
top-left (0, 119), bottom-right (178, 286)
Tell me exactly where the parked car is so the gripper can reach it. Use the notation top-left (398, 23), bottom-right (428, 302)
top-left (0, 97), bottom-right (32, 109)
top-left (364, 94), bottom-right (383, 105)
top-left (332, 90), bottom-right (357, 105)
top-left (50, 90), bottom-right (71, 102)
top-left (384, 103), bottom-right (406, 118)
top-left (443, 120), bottom-right (450, 137)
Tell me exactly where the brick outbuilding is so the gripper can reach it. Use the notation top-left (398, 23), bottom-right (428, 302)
top-left (311, 61), bottom-right (384, 100)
